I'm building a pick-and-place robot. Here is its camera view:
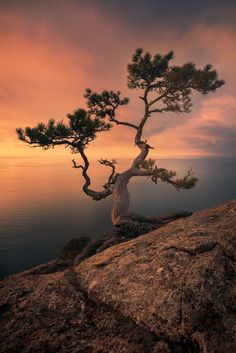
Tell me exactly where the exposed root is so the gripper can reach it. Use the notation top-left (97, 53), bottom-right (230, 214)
top-left (74, 210), bottom-right (192, 265)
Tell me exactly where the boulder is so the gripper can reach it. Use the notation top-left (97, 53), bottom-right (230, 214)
top-left (0, 200), bottom-right (235, 353)
top-left (58, 236), bottom-right (91, 260)
top-left (75, 200), bottom-right (236, 353)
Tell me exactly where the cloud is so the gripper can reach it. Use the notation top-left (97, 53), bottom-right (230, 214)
top-left (193, 97), bottom-right (236, 155)
top-left (149, 95), bottom-right (236, 157)
top-left (74, 0), bottom-right (236, 29)
top-left (0, 2), bottom-right (235, 157)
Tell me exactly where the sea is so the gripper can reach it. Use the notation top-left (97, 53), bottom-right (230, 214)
top-left (0, 157), bottom-right (235, 277)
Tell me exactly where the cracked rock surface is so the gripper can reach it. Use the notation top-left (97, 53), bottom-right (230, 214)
top-left (1, 200), bottom-right (236, 353)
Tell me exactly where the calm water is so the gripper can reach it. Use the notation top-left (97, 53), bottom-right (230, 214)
top-left (0, 157), bottom-right (235, 277)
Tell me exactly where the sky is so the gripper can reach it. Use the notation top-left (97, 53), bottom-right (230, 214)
top-left (0, 0), bottom-right (236, 159)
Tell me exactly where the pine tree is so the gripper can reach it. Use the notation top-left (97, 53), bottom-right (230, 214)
top-left (17, 48), bottom-right (224, 260)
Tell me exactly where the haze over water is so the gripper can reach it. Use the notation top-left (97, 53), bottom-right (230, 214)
top-left (0, 156), bottom-right (235, 277)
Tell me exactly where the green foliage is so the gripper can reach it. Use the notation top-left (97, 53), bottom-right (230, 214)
top-left (127, 48), bottom-right (225, 113)
top-left (16, 108), bottom-right (111, 152)
top-left (175, 174), bottom-right (198, 190)
top-left (141, 158), bottom-right (198, 190)
top-left (127, 48), bottom-right (174, 89)
top-left (154, 167), bottom-right (198, 190)
top-left (140, 158), bottom-right (156, 172)
top-left (84, 89), bottom-right (129, 120)
top-left (67, 108), bottom-right (111, 146)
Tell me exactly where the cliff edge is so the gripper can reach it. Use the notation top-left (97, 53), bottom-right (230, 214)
top-left (0, 200), bottom-right (235, 353)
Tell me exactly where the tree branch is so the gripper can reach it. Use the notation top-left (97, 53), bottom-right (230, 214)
top-left (18, 135), bottom-right (75, 149)
top-left (85, 89), bottom-right (138, 130)
top-left (98, 158), bottom-right (119, 188)
top-left (72, 159), bottom-right (83, 169)
top-left (148, 90), bottom-right (170, 107)
top-left (109, 116), bottom-right (138, 129)
top-left (72, 149), bottom-right (112, 201)
top-left (134, 164), bottom-right (198, 191)
top-left (131, 142), bottom-right (154, 169)
top-left (149, 107), bottom-right (170, 114)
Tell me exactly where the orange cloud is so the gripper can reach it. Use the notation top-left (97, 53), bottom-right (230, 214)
top-left (0, 6), bottom-right (235, 159)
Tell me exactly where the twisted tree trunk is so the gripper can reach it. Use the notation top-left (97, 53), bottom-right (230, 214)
top-left (73, 93), bottom-right (195, 264)
top-left (111, 171), bottom-right (131, 224)
top-left (111, 139), bottom-right (150, 224)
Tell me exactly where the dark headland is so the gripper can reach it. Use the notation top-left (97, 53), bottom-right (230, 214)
top-left (0, 200), bottom-right (235, 353)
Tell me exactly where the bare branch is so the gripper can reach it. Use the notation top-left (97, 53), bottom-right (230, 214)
top-left (131, 142), bottom-right (154, 168)
top-left (134, 86), bottom-right (152, 144)
top-left (148, 90), bottom-right (170, 107)
top-left (148, 107), bottom-right (169, 114)
top-left (72, 149), bottom-right (112, 201)
top-left (108, 114), bottom-right (138, 130)
top-left (72, 159), bottom-right (83, 169)
top-left (98, 158), bottom-right (119, 188)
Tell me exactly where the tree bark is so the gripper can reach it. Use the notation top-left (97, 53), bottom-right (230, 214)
top-left (111, 171), bottom-right (132, 224)
top-left (111, 140), bottom-right (151, 225)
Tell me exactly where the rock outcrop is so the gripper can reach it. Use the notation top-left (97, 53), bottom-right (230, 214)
top-left (0, 200), bottom-right (235, 353)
